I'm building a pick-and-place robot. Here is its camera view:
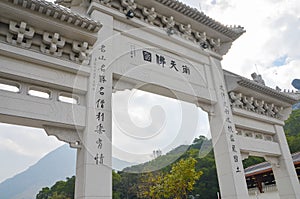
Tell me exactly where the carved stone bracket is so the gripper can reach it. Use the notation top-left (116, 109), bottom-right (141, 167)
top-left (40, 32), bottom-right (65, 57)
top-left (7, 21), bottom-right (35, 48)
top-left (161, 16), bottom-right (175, 29)
top-left (229, 91), bottom-right (283, 119)
top-left (179, 24), bottom-right (192, 40)
top-left (70, 41), bottom-right (92, 64)
top-left (243, 96), bottom-right (255, 111)
top-left (194, 31), bottom-right (206, 43)
top-left (44, 125), bottom-right (82, 149)
top-left (121, 0), bottom-right (136, 15)
top-left (1, 19), bottom-right (93, 64)
top-left (209, 38), bottom-right (221, 50)
top-left (254, 100), bottom-right (265, 115)
top-left (229, 92), bottom-right (243, 108)
top-left (142, 7), bottom-right (157, 25)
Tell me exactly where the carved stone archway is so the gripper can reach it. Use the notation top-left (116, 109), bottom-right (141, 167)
top-left (0, 0), bottom-right (299, 199)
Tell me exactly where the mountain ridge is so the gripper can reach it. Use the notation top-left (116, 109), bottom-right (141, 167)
top-left (0, 145), bottom-right (135, 199)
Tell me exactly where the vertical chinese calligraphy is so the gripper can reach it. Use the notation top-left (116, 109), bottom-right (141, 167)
top-left (93, 44), bottom-right (108, 166)
top-left (219, 85), bottom-right (242, 173)
top-left (94, 153), bottom-right (104, 165)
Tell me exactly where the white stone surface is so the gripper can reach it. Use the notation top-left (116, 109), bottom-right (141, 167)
top-left (0, 1), bottom-right (299, 199)
top-left (249, 186), bottom-right (280, 199)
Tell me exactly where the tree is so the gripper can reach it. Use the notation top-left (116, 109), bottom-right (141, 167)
top-left (140, 157), bottom-right (202, 199)
top-left (113, 170), bottom-right (122, 199)
top-left (36, 187), bottom-right (51, 199)
top-left (284, 109), bottom-right (300, 136)
top-left (138, 172), bottom-right (165, 199)
top-left (49, 192), bottom-right (70, 199)
top-left (36, 176), bottom-right (75, 199)
top-left (164, 157), bottom-right (203, 199)
top-left (243, 156), bottom-right (265, 168)
top-left (284, 109), bottom-right (300, 153)
top-left (192, 151), bottom-right (219, 199)
top-left (115, 172), bottom-right (139, 199)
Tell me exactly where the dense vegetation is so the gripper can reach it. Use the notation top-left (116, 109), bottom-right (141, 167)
top-left (36, 137), bottom-right (218, 199)
top-left (36, 109), bottom-right (300, 199)
top-left (243, 108), bottom-right (300, 168)
top-left (36, 176), bottom-right (75, 199)
top-left (110, 136), bottom-right (218, 199)
top-left (285, 109), bottom-right (300, 153)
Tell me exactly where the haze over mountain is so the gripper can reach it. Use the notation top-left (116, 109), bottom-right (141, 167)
top-left (0, 145), bottom-right (135, 199)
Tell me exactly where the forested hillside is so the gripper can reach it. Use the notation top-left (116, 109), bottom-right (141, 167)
top-left (36, 109), bottom-right (300, 199)
top-left (284, 109), bottom-right (300, 153)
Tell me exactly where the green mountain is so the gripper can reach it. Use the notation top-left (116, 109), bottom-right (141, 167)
top-left (0, 145), bottom-right (76, 199)
top-left (123, 144), bottom-right (189, 173)
top-left (0, 145), bottom-right (135, 199)
top-left (34, 109), bottom-right (300, 199)
top-left (35, 136), bottom-right (218, 199)
top-left (112, 136), bottom-right (219, 199)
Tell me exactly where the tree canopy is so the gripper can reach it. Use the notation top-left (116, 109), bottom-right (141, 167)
top-left (36, 176), bottom-right (75, 199)
top-left (139, 157), bottom-right (202, 199)
top-left (284, 109), bottom-right (300, 153)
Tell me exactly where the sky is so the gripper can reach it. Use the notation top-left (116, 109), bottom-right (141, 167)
top-left (1, 0), bottom-right (300, 183)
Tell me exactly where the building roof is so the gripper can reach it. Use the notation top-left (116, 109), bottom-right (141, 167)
top-left (224, 70), bottom-right (300, 105)
top-left (238, 77), bottom-right (300, 104)
top-left (7, 0), bottom-right (101, 32)
top-left (245, 152), bottom-right (300, 177)
top-left (153, 0), bottom-right (245, 40)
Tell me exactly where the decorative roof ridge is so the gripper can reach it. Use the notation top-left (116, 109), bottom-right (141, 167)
top-left (224, 70), bottom-right (299, 104)
top-left (154, 0), bottom-right (245, 40)
top-left (8, 0), bottom-right (101, 33)
top-left (284, 91), bottom-right (300, 99)
top-left (238, 77), bottom-right (300, 104)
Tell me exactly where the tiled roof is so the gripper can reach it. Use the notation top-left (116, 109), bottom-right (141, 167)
top-left (8, 0), bottom-right (101, 32)
top-left (238, 77), bottom-right (300, 104)
top-left (245, 152), bottom-right (300, 175)
top-left (155, 0), bottom-right (245, 40)
top-left (224, 70), bottom-right (300, 104)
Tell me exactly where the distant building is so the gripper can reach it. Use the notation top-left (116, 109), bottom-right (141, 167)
top-left (153, 149), bottom-right (162, 159)
top-left (245, 152), bottom-right (300, 199)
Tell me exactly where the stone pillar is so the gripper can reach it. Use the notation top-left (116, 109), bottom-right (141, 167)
top-left (271, 124), bottom-right (300, 199)
top-left (75, 6), bottom-right (113, 199)
top-left (208, 56), bottom-right (249, 199)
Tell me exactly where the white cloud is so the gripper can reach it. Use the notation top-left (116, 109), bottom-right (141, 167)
top-left (0, 138), bottom-right (31, 157)
top-left (181, 0), bottom-right (300, 89)
top-left (0, 124), bottom-right (64, 182)
top-left (0, 124), bottom-right (63, 158)
top-left (112, 89), bottom-right (210, 163)
top-left (181, 0), bottom-right (300, 90)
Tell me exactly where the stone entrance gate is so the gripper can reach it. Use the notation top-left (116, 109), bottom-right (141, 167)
top-left (0, 0), bottom-right (299, 198)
